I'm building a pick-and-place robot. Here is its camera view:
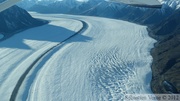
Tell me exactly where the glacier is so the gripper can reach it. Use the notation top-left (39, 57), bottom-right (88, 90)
top-left (0, 15), bottom-right (83, 101)
top-left (0, 0), bottom-right (179, 100)
top-left (0, 13), bottom-right (156, 101)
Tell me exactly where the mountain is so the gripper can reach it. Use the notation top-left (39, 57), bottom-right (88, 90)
top-left (0, 5), bottom-right (47, 40)
top-left (17, 0), bottom-right (56, 9)
top-left (27, 0), bottom-right (91, 14)
top-left (28, 1), bottom-right (81, 14)
top-left (148, 1), bottom-right (180, 94)
top-left (18, 0), bottom-right (83, 10)
top-left (147, 8), bottom-right (180, 94)
top-left (19, 0), bottom-right (177, 26)
top-left (79, 0), bottom-right (179, 26)
top-left (160, 0), bottom-right (180, 9)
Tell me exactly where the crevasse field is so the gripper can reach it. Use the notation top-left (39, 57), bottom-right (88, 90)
top-left (0, 13), bottom-right (156, 101)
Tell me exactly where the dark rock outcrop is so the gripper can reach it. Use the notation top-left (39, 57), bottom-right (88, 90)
top-left (0, 5), bottom-right (47, 40)
top-left (148, 9), bottom-right (180, 94)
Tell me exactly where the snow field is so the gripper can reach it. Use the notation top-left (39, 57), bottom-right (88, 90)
top-left (27, 14), bottom-right (156, 101)
top-left (0, 16), bottom-right (83, 101)
top-left (0, 13), bottom-right (156, 101)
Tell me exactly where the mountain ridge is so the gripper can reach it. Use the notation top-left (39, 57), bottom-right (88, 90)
top-left (0, 5), bottom-right (47, 41)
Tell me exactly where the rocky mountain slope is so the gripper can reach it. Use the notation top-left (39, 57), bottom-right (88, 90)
top-left (0, 5), bottom-right (47, 40)
top-left (148, 9), bottom-right (180, 94)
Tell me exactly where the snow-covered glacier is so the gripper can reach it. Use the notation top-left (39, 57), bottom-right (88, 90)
top-left (0, 13), bottom-right (157, 101)
top-left (0, 14), bottom-right (83, 101)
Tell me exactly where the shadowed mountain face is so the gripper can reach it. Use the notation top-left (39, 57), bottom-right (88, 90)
top-left (148, 9), bottom-right (180, 94)
top-left (149, 10), bottom-right (180, 37)
top-left (0, 5), bottom-right (47, 40)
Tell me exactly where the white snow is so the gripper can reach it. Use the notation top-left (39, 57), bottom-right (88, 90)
top-left (0, 34), bottom-right (4, 39)
top-left (0, 15), bottom-right (82, 101)
top-left (160, 0), bottom-right (180, 9)
top-left (0, 0), bottom-right (21, 12)
top-left (0, 13), bottom-right (156, 101)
